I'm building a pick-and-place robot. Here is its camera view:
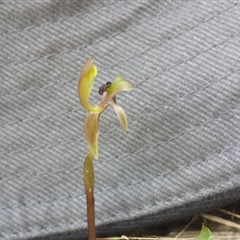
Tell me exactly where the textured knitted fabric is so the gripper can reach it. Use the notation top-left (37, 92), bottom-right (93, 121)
top-left (1, 1), bottom-right (240, 239)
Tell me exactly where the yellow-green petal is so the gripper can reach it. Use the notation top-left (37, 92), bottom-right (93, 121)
top-left (78, 56), bottom-right (103, 112)
top-left (100, 76), bottom-right (133, 107)
top-left (85, 112), bottom-right (100, 159)
top-left (111, 103), bottom-right (129, 133)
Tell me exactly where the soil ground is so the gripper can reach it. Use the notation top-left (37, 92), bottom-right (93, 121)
top-left (98, 200), bottom-right (240, 240)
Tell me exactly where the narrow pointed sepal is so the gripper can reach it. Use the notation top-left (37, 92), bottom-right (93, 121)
top-left (111, 103), bottom-right (129, 133)
top-left (78, 56), bottom-right (103, 112)
top-left (85, 112), bottom-right (100, 159)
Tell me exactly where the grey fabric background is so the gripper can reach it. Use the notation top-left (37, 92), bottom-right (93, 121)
top-left (1, 1), bottom-right (240, 239)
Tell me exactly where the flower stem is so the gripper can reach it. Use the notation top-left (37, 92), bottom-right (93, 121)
top-left (86, 190), bottom-right (96, 240)
top-left (84, 151), bottom-right (96, 240)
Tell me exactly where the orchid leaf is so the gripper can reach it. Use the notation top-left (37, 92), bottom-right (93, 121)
top-left (195, 226), bottom-right (213, 240)
top-left (83, 150), bottom-right (94, 192)
top-left (85, 112), bottom-right (100, 159)
top-left (111, 103), bottom-right (129, 132)
top-left (78, 56), bottom-right (102, 112)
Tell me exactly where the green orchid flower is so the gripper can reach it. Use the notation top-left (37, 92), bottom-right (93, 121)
top-left (78, 56), bottom-right (133, 240)
top-left (78, 56), bottom-right (133, 159)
